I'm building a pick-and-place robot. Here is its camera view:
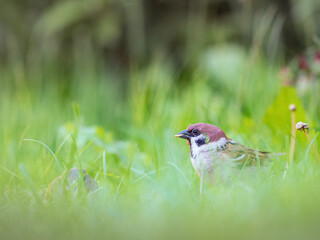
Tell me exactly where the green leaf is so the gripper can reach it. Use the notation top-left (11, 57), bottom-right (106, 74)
top-left (263, 86), bottom-right (307, 133)
top-left (72, 102), bottom-right (81, 119)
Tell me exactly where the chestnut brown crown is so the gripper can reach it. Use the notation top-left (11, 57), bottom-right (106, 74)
top-left (187, 123), bottom-right (227, 142)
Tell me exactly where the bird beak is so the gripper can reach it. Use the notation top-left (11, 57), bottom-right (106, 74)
top-left (174, 129), bottom-right (191, 139)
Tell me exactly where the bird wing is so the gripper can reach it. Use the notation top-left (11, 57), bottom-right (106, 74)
top-left (220, 139), bottom-right (271, 168)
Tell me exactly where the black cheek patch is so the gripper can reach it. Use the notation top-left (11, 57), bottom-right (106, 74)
top-left (195, 138), bottom-right (206, 147)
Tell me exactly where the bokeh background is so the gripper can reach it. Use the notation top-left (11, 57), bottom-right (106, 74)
top-left (1, 0), bottom-right (320, 239)
top-left (2, 0), bottom-right (320, 74)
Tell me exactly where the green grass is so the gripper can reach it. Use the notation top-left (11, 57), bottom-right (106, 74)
top-left (1, 49), bottom-right (320, 240)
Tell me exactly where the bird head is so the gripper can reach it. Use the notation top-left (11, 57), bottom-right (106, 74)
top-left (175, 123), bottom-right (227, 148)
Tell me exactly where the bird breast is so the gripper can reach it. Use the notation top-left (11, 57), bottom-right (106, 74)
top-left (190, 137), bottom-right (229, 178)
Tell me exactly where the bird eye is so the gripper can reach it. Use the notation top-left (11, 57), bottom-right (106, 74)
top-left (192, 129), bottom-right (199, 135)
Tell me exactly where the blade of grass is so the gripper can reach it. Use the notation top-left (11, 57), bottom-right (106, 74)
top-left (24, 138), bottom-right (61, 168)
top-left (0, 165), bottom-right (22, 180)
top-left (304, 132), bottom-right (320, 162)
top-left (79, 137), bottom-right (96, 156)
top-left (103, 150), bottom-right (107, 180)
top-left (167, 161), bottom-right (191, 188)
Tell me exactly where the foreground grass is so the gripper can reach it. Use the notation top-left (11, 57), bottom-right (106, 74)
top-left (0, 52), bottom-right (320, 239)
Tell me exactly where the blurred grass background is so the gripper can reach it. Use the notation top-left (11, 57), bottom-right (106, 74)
top-left (1, 0), bottom-right (320, 239)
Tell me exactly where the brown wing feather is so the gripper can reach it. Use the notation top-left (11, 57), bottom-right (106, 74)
top-left (221, 139), bottom-right (271, 167)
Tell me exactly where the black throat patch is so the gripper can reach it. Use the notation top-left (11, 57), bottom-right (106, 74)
top-left (195, 138), bottom-right (206, 147)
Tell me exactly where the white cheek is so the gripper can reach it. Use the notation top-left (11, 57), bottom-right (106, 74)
top-left (191, 137), bottom-right (228, 159)
top-left (190, 135), bottom-right (207, 155)
top-left (190, 135), bottom-right (205, 146)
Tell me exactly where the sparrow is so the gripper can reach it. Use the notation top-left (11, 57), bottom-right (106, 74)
top-left (175, 123), bottom-right (272, 184)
